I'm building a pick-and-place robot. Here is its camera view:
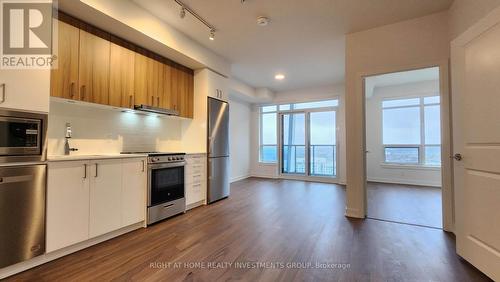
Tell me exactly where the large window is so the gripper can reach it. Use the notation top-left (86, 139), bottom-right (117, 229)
top-left (260, 106), bottom-right (278, 163)
top-left (382, 96), bottom-right (441, 166)
top-left (259, 99), bottom-right (338, 164)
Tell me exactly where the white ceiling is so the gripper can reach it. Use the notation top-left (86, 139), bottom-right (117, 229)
top-left (134, 0), bottom-right (453, 92)
top-left (365, 67), bottom-right (440, 98)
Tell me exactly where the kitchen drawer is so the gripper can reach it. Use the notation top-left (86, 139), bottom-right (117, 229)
top-left (185, 155), bottom-right (206, 165)
top-left (186, 172), bottom-right (205, 185)
top-left (185, 164), bottom-right (206, 176)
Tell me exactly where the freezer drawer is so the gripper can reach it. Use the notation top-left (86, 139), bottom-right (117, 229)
top-left (0, 164), bottom-right (46, 268)
top-left (208, 157), bottom-right (230, 203)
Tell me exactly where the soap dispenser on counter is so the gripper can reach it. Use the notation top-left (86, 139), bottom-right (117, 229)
top-left (64, 123), bottom-right (78, 155)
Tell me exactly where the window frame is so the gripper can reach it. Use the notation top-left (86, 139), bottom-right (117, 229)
top-left (258, 98), bottom-right (339, 164)
top-left (381, 95), bottom-right (441, 166)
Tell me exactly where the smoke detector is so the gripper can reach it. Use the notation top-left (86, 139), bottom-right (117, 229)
top-left (257, 16), bottom-right (270, 26)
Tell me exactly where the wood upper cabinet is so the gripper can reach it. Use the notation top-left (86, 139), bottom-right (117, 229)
top-left (78, 29), bottom-right (110, 104)
top-left (51, 20), bottom-right (79, 100)
top-left (109, 40), bottom-right (135, 108)
top-left (134, 52), bottom-right (149, 106)
top-left (51, 16), bottom-right (194, 118)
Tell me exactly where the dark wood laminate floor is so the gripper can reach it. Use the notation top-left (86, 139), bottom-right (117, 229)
top-left (367, 182), bottom-right (443, 228)
top-left (8, 178), bottom-right (490, 282)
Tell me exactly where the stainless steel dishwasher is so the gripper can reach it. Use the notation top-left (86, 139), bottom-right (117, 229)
top-left (0, 164), bottom-right (46, 268)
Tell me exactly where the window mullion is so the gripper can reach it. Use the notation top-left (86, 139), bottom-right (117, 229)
top-left (420, 98), bottom-right (426, 165)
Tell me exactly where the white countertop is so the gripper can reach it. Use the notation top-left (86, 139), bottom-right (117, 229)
top-left (48, 154), bottom-right (148, 162)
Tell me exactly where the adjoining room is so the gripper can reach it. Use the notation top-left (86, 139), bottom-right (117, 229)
top-left (364, 67), bottom-right (443, 228)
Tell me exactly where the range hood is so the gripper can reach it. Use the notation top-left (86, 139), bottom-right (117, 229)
top-left (134, 105), bottom-right (179, 116)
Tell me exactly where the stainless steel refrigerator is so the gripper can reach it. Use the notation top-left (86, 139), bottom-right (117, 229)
top-left (207, 97), bottom-right (230, 203)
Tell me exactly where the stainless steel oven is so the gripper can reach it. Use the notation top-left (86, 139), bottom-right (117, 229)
top-left (0, 109), bottom-right (47, 163)
top-left (145, 153), bottom-right (186, 225)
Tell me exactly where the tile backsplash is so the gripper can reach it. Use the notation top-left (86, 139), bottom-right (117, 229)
top-left (47, 100), bottom-right (184, 156)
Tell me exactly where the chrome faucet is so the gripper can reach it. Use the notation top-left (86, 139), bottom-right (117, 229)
top-left (64, 123), bottom-right (78, 155)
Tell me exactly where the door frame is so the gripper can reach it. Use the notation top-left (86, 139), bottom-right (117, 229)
top-left (357, 60), bottom-right (453, 232)
top-left (278, 107), bottom-right (339, 184)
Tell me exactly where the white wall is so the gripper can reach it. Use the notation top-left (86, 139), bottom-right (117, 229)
top-left (366, 80), bottom-right (441, 187)
top-left (229, 98), bottom-right (252, 182)
top-left (47, 100), bottom-right (185, 156)
top-left (250, 83), bottom-right (346, 184)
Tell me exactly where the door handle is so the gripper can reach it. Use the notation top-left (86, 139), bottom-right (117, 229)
top-left (94, 163), bottom-right (98, 177)
top-left (70, 82), bottom-right (75, 98)
top-left (83, 164), bottom-right (87, 179)
top-left (0, 83), bottom-right (5, 104)
top-left (452, 153), bottom-right (463, 161)
top-left (141, 160), bottom-right (145, 172)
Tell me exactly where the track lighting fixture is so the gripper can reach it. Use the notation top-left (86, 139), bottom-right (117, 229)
top-left (179, 7), bottom-right (186, 19)
top-left (174, 0), bottom-right (217, 41)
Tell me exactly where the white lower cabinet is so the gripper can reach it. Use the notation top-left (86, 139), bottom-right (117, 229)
top-left (89, 159), bottom-right (123, 238)
top-left (122, 159), bottom-right (147, 226)
top-left (47, 161), bottom-right (90, 253)
top-left (185, 154), bottom-right (207, 208)
top-left (47, 157), bottom-right (146, 252)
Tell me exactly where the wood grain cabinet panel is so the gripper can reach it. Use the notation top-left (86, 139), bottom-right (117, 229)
top-left (134, 52), bottom-right (149, 106)
top-left (161, 63), bottom-right (172, 110)
top-left (51, 20), bottom-right (79, 100)
top-left (78, 30), bottom-right (110, 105)
top-left (109, 41), bottom-right (135, 108)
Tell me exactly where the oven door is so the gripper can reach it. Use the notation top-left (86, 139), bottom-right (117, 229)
top-left (148, 162), bottom-right (185, 207)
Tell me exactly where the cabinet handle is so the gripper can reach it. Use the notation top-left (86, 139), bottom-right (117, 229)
top-left (129, 95), bottom-right (133, 108)
top-left (94, 163), bottom-right (98, 178)
top-left (83, 164), bottom-right (87, 179)
top-left (151, 95), bottom-right (154, 106)
top-left (0, 83), bottom-right (5, 104)
top-left (157, 97), bottom-right (160, 107)
top-left (141, 160), bottom-right (145, 172)
top-left (69, 82), bottom-right (75, 98)
top-left (81, 85), bottom-right (86, 100)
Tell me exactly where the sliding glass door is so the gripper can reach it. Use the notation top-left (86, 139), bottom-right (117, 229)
top-left (280, 110), bottom-right (337, 179)
top-left (281, 113), bottom-right (306, 174)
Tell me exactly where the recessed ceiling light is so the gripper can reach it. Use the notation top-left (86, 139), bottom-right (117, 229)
top-left (275, 74), bottom-right (285, 80)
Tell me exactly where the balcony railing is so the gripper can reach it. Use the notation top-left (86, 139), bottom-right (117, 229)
top-left (282, 145), bottom-right (336, 177)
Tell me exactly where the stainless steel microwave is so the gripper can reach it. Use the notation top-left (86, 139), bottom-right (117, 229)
top-left (0, 109), bottom-right (47, 163)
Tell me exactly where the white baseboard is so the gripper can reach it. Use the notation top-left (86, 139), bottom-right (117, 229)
top-left (0, 222), bottom-right (144, 279)
top-left (249, 174), bottom-right (279, 179)
top-left (230, 174), bottom-right (250, 183)
top-left (367, 177), bottom-right (441, 187)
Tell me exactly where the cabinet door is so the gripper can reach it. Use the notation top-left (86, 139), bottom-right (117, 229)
top-left (122, 158), bottom-right (147, 226)
top-left (47, 161), bottom-right (90, 252)
top-left (51, 20), bottom-right (79, 100)
top-left (170, 66), bottom-right (180, 112)
top-left (134, 52), bottom-right (149, 106)
top-left (187, 72), bottom-right (194, 118)
top-left (0, 69), bottom-right (50, 112)
top-left (78, 29), bottom-right (110, 104)
top-left (207, 70), bottom-right (228, 102)
top-left (146, 56), bottom-right (159, 107)
top-left (89, 159), bottom-right (122, 238)
top-left (156, 60), bottom-right (164, 108)
top-left (109, 42), bottom-right (135, 108)
top-left (162, 63), bottom-right (173, 110)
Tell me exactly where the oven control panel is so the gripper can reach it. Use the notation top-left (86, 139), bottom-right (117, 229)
top-left (148, 154), bottom-right (185, 164)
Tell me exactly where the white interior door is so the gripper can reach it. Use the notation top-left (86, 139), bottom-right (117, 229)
top-left (451, 10), bottom-right (500, 280)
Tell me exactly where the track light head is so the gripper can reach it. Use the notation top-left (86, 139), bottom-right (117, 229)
top-left (209, 29), bottom-right (215, 41)
top-left (179, 7), bottom-right (186, 19)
